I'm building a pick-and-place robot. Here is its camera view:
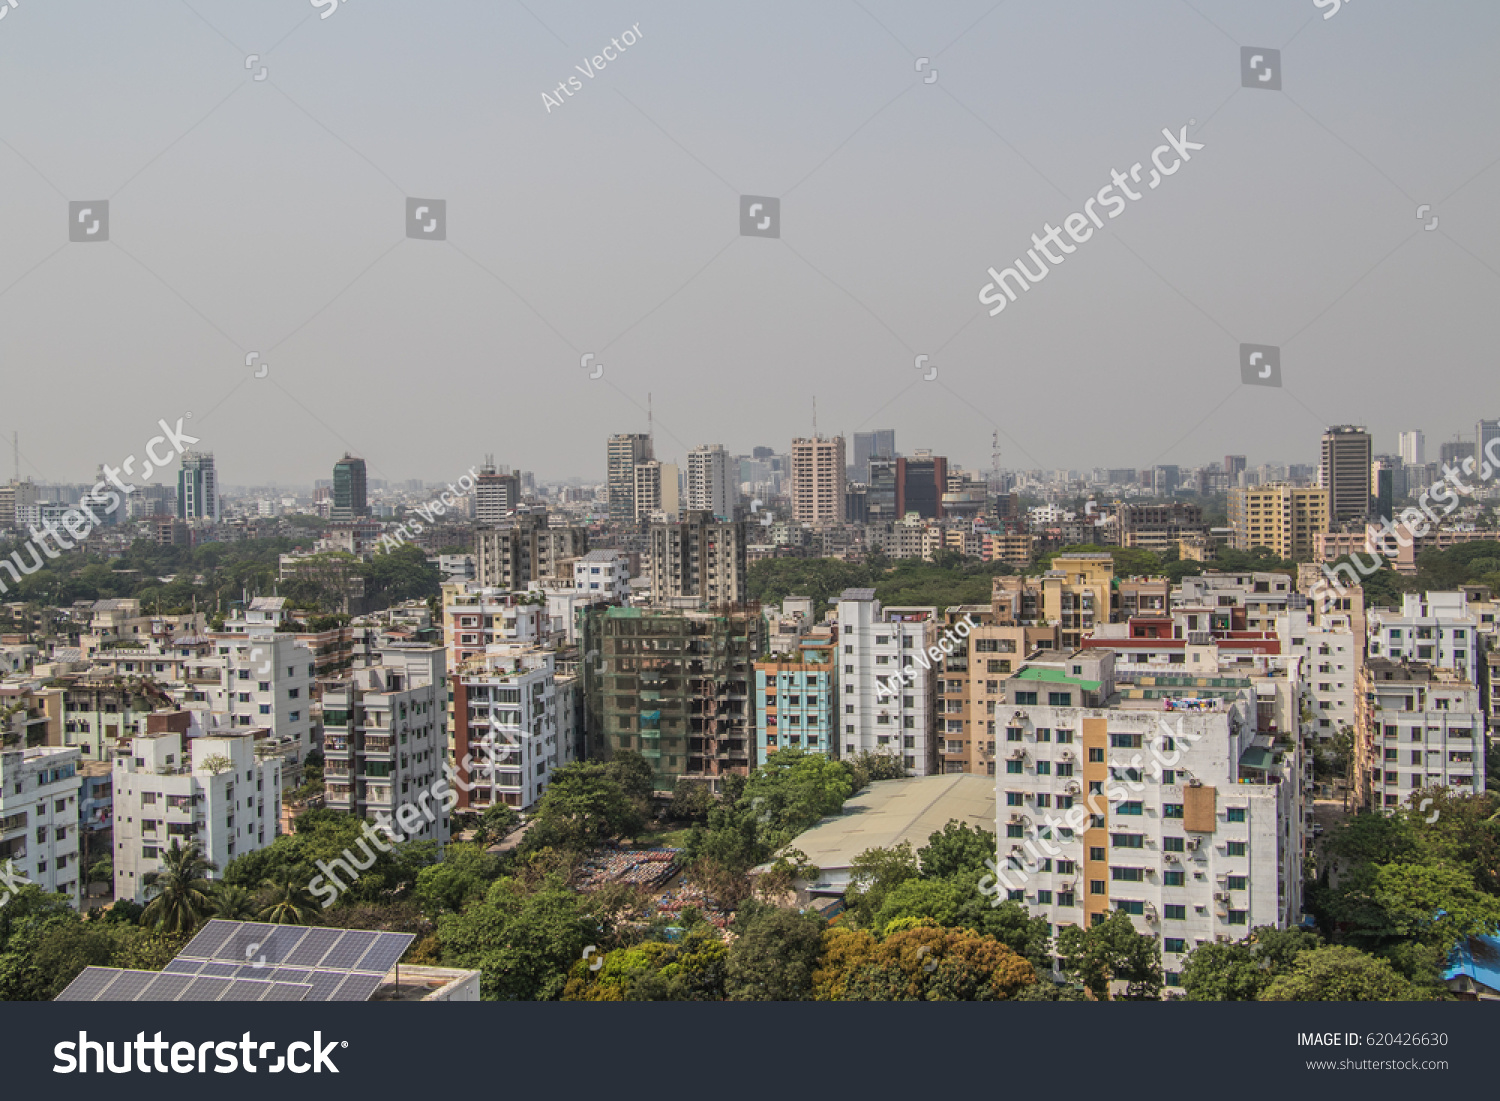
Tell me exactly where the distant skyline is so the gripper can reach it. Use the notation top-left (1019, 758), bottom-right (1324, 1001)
top-left (2, 1), bottom-right (1498, 486)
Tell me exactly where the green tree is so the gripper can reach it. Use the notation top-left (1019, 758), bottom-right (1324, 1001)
top-left (212, 883), bottom-right (258, 920)
top-left (918, 822), bottom-right (996, 879)
top-left (140, 841), bottom-right (218, 934)
top-left (256, 871), bottom-right (321, 925)
top-left (724, 901), bottom-right (825, 1001)
top-left (1260, 945), bottom-right (1429, 1001)
top-left (1180, 927), bottom-right (1322, 1001)
top-left (413, 845), bottom-right (500, 918)
top-left (1056, 910), bottom-right (1162, 1000)
top-left (842, 842), bottom-right (920, 928)
top-left (522, 762), bottom-right (645, 853)
top-left (438, 876), bottom-right (599, 1001)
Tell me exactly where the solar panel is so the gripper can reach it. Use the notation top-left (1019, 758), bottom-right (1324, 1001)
top-left (356, 931), bottom-right (415, 976)
top-left (132, 920), bottom-right (419, 1004)
top-left (139, 973), bottom-right (195, 1001)
top-left (282, 927), bottom-right (344, 967)
top-left (328, 973), bottom-right (383, 1002)
top-left (178, 920), bottom-right (239, 960)
top-left (56, 967), bottom-right (124, 1001)
top-left (103, 971), bottom-right (156, 1001)
top-left (320, 929), bottom-right (381, 970)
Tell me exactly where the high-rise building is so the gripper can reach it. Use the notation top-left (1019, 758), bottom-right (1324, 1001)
top-left (867, 458), bottom-right (898, 522)
top-left (1371, 456), bottom-right (1397, 521)
top-left (322, 644), bottom-right (448, 837)
top-left (1398, 430), bottom-right (1425, 466)
top-left (647, 512), bottom-right (748, 606)
top-left (686, 445), bottom-right (735, 520)
top-left (633, 460), bottom-right (679, 522)
top-left (1439, 438), bottom-right (1471, 468)
top-left (177, 451), bottom-right (219, 522)
top-left (852, 429), bottom-right (895, 483)
top-left (582, 606), bottom-right (765, 791)
top-left (836, 589), bottom-right (938, 776)
top-left (474, 514), bottom-right (588, 590)
top-left (1477, 421), bottom-right (1500, 470)
top-left (607, 434), bottom-right (653, 523)
top-left (1223, 455), bottom-right (1247, 481)
top-left (790, 436), bottom-right (846, 525)
top-left (895, 452), bottom-right (948, 520)
top-left (1228, 483), bottom-right (1330, 559)
top-left (1320, 426), bottom-right (1373, 524)
top-left (754, 634), bottom-right (838, 765)
top-left (331, 454), bottom-right (368, 522)
top-left (474, 462), bottom-right (520, 524)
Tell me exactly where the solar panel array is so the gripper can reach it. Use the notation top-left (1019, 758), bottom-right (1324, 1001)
top-left (55, 921), bottom-right (415, 1003)
top-left (56, 966), bottom-right (311, 1002)
top-left (166, 921), bottom-right (416, 1002)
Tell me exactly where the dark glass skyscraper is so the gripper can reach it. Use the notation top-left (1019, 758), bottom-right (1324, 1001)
top-left (332, 454), bottom-right (368, 521)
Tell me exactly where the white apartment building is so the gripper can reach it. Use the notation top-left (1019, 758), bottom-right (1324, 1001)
top-left (993, 666), bottom-right (1304, 992)
top-left (1358, 658), bottom-right (1485, 809)
top-left (686, 444), bottom-right (736, 520)
top-left (0, 745), bottom-right (82, 908)
top-left (836, 589), bottom-right (938, 776)
top-left (441, 583), bottom-right (553, 670)
top-left (574, 549), bottom-right (630, 603)
top-left (1173, 572), bottom-right (1296, 634)
top-left (450, 647), bottom-right (574, 810)
top-left (112, 727), bottom-right (280, 903)
top-left (1367, 592), bottom-right (1480, 688)
top-left (322, 644), bottom-right (448, 843)
top-left (1277, 607), bottom-right (1359, 742)
top-left (208, 633), bottom-right (315, 761)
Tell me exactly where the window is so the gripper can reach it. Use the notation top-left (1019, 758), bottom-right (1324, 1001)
top-left (1226, 807), bottom-right (1246, 823)
top-left (1227, 876), bottom-right (1247, 891)
top-left (1089, 847), bottom-right (1105, 862)
top-left (1111, 867), bottom-right (1144, 882)
top-left (1057, 763), bottom-right (1074, 777)
top-left (1226, 841), bottom-right (1247, 857)
top-left (1089, 880), bottom-right (1106, 895)
top-left (1110, 733), bottom-right (1142, 748)
top-left (1057, 860), bottom-right (1076, 875)
top-left (1117, 801), bottom-right (1143, 816)
top-left (1162, 836), bottom-right (1185, 852)
top-left (1228, 910), bottom-right (1248, 925)
top-left (1036, 890), bottom-right (1053, 904)
top-left (1036, 761), bottom-right (1051, 776)
top-left (1163, 803), bottom-right (1184, 819)
top-left (1115, 900), bottom-right (1144, 915)
top-left (1111, 833), bottom-right (1144, 849)
top-left (1006, 792), bottom-right (1024, 806)
top-left (1006, 728), bottom-right (1024, 742)
top-left (1006, 761), bottom-right (1023, 774)
top-left (1164, 870), bottom-right (1185, 886)
top-left (1048, 692), bottom-right (1071, 706)
top-left (1006, 824), bottom-right (1024, 838)
top-left (1088, 747), bottom-right (1105, 763)
top-left (1035, 728), bottom-right (1051, 742)
top-left (1164, 938), bottom-right (1186, 954)
top-left (1056, 730), bottom-right (1073, 744)
top-left (1058, 892), bottom-right (1075, 907)
top-left (1164, 904), bottom-right (1186, 920)
top-left (1015, 691), bottom-right (1037, 705)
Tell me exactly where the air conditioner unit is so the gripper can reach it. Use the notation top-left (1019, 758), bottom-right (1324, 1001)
top-left (1059, 749), bottom-right (1074, 761)
top-left (1023, 791), bottom-right (1035, 801)
top-left (1163, 853), bottom-right (1179, 864)
top-left (1144, 904), bottom-right (1158, 921)
top-left (1214, 891), bottom-right (1230, 902)
top-left (1188, 778), bottom-right (1203, 787)
top-left (1187, 838), bottom-right (1201, 850)
top-left (1012, 711), bottom-right (1025, 723)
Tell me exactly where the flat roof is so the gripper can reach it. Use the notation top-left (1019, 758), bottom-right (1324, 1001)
top-left (779, 774), bottom-right (995, 872)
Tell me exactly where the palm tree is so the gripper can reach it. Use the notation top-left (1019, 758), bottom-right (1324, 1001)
top-left (257, 871), bottom-right (320, 925)
top-left (141, 840), bottom-right (218, 933)
top-left (212, 883), bottom-right (257, 920)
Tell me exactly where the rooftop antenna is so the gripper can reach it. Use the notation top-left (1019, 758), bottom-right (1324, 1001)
top-left (812, 395), bottom-right (818, 437)
top-left (648, 393), bottom-right (654, 446)
top-left (11, 431), bottom-right (16, 482)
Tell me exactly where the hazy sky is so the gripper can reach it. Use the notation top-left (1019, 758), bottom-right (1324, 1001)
top-left (1, 0), bottom-right (1497, 490)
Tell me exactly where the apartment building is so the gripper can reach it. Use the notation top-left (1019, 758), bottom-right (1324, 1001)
top-left (112, 723), bottom-right (279, 903)
top-left (646, 512), bottom-right (749, 607)
top-left (1228, 483), bottom-right (1330, 559)
top-left (1356, 658), bottom-right (1485, 809)
top-left (209, 633), bottom-right (315, 761)
top-left (790, 436), bottom-right (847, 526)
top-left (686, 445), bottom-right (736, 520)
top-left (450, 647), bottom-right (574, 811)
top-left (607, 433), bottom-right (653, 523)
top-left (0, 744), bottom-right (82, 908)
top-left (1367, 592), bottom-right (1481, 688)
top-left (1174, 571), bottom-right (1296, 635)
top-left (474, 514), bottom-right (589, 590)
top-left (941, 624), bottom-right (1061, 777)
top-left (474, 463), bottom-right (521, 524)
top-left (1277, 607), bottom-right (1359, 742)
top-left (633, 460), bottom-right (680, 522)
top-left (999, 552), bottom-right (1113, 649)
top-left (322, 644), bottom-right (448, 841)
top-left (582, 606), bottom-right (764, 791)
top-left (835, 590), bottom-right (938, 776)
top-left (1321, 425), bottom-right (1373, 524)
top-left (994, 663), bottom-right (1303, 990)
top-left (754, 634), bottom-right (837, 765)
top-left (1116, 503), bottom-right (1209, 553)
top-left (441, 583), bottom-right (552, 670)
top-left (574, 549), bottom-right (631, 603)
